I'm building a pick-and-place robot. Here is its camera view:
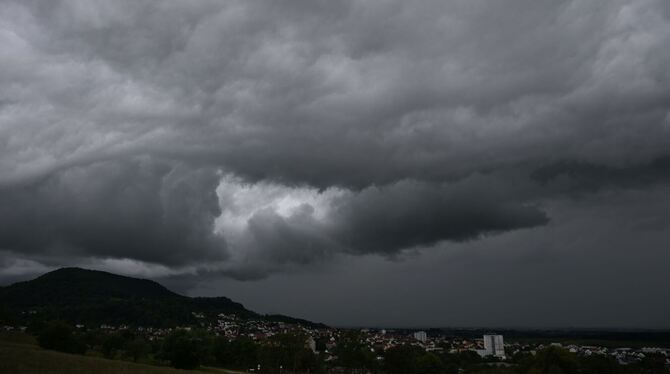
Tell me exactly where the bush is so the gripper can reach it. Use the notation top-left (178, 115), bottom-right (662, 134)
top-left (336, 332), bottom-right (378, 371)
top-left (101, 333), bottom-right (125, 358)
top-left (126, 337), bottom-right (150, 362)
top-left (161, 329), bottom-right (204, 369)
top-left (519, 347), bottom-right (578, 374)
top-left (37, 320), bottom-right (86, 354)
top-left (213, 336), bottom-right (259, 369)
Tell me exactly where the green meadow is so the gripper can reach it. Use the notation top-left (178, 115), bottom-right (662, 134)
top-left (0, 333), bottom-right (243, 374)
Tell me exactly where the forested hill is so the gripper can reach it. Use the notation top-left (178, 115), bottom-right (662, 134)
top-left (0, 267), bottom-right (325, 328)
top-left (0, 267), bottom-right (183, 306)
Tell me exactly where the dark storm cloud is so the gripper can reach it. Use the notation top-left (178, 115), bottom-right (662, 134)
top-left (329, 179), bottom-right (548, 254)
top-left (1, 0), bottom-right (669, 285)
top-left (197, 186), bottom-right (670, 328)
top-left (0, 158), bottom-right (225, 266)
top-left (221, 177), bottom-right (548, 279)
top-left (532, 155), bottom-right (670, 192)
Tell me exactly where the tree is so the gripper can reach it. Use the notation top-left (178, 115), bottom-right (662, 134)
top-left (336, 332), bottom-right (377, 372)
top-left (101, 333), bottom-right (124, 359)
top-left (126, 337), bottom-right (150, 362)
top-left (0, 306), bottom-right (15, 325)
top-left (213, 336), bottom-right (259, 370)
top-left (383, 345), bottom-right (447, 374)
top-left (437, 350), bottom-right (482, 373)
top-left (256, 333), bottom-right (320, 374)
top-left (161, 329), bottom-right (203, 369)
top-left (631, 353), bottom-right (668, 374)
top-left (578, 355), bottom-right (623, 374)
top-left (521, 347), bottom-right (578, 374)
top-left (416, 352), bottom-right (446, 374)
top-left (384, 345), bottom-right (424, 374)
top-left (213, 337), bottom-right (232, 367)
top-left (37, 320), bottom-right (86, 354)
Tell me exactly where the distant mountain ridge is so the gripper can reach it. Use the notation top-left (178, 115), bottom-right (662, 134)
top-left (1, 267), bottom-right (182, 306)
top-left (0, 267), bottom-right (325, 328)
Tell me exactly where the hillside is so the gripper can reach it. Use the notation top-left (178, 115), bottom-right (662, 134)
top-left (0, 268), bottom-right (181, 307)
top-left (0, 338), bottom-right (240, 374)
top-left (0, 268), bottom-right (323, 328)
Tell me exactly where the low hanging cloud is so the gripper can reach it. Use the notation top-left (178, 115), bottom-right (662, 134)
top-left (531, 155), bottom-right (670, 193)
top-left (213, 175), bottom-right (548, 279)
top-left (0, 167), bottom-right (548, 280)
top-left (1, 0), bottom-right (670, 282)
top-left (0, 158), bottom-right (226, 267)
top-left (327, 179), bottom-right (548, 255)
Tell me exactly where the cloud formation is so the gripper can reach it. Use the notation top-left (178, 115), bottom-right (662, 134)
top-left (1, 0), bottom-right (669, 288)
top-left (213, 175), bottom-right (548, 278)
top-left (0, 158), bottom-right (224, 265)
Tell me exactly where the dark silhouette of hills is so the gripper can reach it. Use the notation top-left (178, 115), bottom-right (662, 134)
top-left (0, 267), bottom-right (325, 328)
top-left (1, 268), bottom-right (182, 306)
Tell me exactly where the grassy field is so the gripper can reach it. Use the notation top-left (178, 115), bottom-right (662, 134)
top-left (0, 334), bottom-right (244, 374)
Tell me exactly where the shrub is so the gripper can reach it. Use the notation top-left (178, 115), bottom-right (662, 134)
top-left (161, 330), bottom-right (203, 369)
top-left (37, 320), bottom-right (86, 354)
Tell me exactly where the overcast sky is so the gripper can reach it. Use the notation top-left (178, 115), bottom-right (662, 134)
top-left (1, 0), bottom-right (670, 328)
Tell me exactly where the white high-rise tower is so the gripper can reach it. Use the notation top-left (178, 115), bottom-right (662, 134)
top-left (413, 331), bottom-right (427, 342)
top-left (483, 334), bottom-right (505, 358)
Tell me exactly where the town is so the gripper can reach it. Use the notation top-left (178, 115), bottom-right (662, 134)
top-left (4, 311), bottom-right (669, 372)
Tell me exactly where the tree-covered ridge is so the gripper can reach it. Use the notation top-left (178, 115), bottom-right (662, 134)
top-left (1, 268), bottom-right (181, 305)
top-left (0, 268), bottom-right (319, 328)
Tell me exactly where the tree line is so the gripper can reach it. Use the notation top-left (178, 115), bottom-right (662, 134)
top-left (33, 320), bottom-right (670, 373)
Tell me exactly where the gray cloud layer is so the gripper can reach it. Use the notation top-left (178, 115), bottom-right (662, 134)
top-left (0, 158), bottom-right (224, 265)
top-left (1, 0), bottom-right (670, 325)
top-left (218, 176), bottom-right (548, 279)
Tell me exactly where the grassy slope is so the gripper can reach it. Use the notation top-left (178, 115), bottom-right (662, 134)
top-left (0, 336), bottom-right (243, 374)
